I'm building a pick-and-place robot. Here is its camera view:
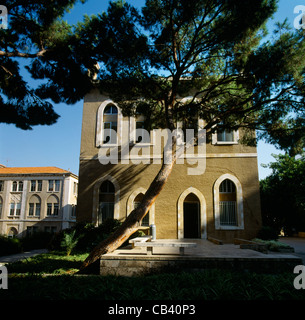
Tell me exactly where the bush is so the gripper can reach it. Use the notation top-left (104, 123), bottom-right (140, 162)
top-left (61, 230), bottom-right (79, 256)
top-left (0, 235), bottom-right (22, 256)
top-left (47, 219), bottom-right (122, 253)
top-left (257, 226), bottom-right (279, 240)
top-left (21, 232), bottom-right (54, 251)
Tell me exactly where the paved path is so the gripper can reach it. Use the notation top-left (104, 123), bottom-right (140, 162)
top-left (111, 238), bottom-right (301, 260)
top-left (279, 237), bottom-right (305, 264)
top-left (0, 249), bottom-right (48, 266)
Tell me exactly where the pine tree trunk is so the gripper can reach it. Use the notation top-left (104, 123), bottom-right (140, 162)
top-left (79, 138), bottom-right (179, 272)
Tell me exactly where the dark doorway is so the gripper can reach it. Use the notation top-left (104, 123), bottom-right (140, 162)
top-left (183, 193), bottom-right (200, 238)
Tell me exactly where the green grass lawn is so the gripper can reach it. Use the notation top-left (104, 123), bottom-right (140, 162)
top-left (1, 251), bottom-right (304, 300)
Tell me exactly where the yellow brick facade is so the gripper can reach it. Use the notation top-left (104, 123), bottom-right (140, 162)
top-left (77, 90), bottom-right (262, 243)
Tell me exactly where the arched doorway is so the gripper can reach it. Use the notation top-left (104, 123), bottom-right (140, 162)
top-left (98, 180), bottom-right (115, 224)
top-left (183, 193), bottom-right (200, 238)
top-left (177, 187), bottom-right (207, 239)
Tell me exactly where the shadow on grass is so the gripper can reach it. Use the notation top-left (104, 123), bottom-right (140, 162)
top-left (6, 252), bottom-right (88, 274)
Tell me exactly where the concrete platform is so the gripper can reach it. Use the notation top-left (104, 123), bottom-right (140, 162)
top-left (100, 239), bottom-right (303, 276)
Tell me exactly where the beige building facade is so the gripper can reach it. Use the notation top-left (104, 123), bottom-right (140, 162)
top-left (0, 166), bottom-right (78, 237)
top-left (77, 90), bottom-right (262, 243)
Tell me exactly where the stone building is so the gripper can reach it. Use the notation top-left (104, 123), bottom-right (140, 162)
top-left (0, 166), bottom-right (78, 237)
top-left (77, 90), bottom-right (262, 243)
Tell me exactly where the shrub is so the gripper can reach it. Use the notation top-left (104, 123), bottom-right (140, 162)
top-left (0, 235), bottom-right (22, 256)
top-left (48, 219), bottom-right (122, 253)
top-left (21, 232), bottom-right (53, 251)
top-left (257, 226), bottom-right (279, 240)
top-left (61, 230), bottom-right (79, 256)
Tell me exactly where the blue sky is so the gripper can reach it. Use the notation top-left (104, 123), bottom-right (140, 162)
top-left (0, 0), bottom-right (302, 178)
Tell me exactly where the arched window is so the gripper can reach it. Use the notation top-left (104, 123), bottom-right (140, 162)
top-left (103, 104), bottom-right (118, 144)
top-left (12, 181), bottom-right (23, 192)
top-left (8, 227), bottom-right (18, 238)
top-left (12, 181), bottom-right (17, 192)
top-left (96, 100), bottom-right (123, 147)
top-left (99, 180), bottom-right (115, 224)
top-left (213, 174), bottom-right (244, 230)
top-left (47, 195), bottom-right (59, 216)
top-left (219, 179), bottom-right (237, 226)
top-left (28, 195), bottom-right (41, 217)
top-left (133, 193), bottom-right (149, 227)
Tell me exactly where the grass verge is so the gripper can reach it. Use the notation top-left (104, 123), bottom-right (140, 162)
top-left (0, 251), bottom-right (304, 300)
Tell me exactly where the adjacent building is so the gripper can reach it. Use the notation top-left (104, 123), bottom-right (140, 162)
top-left (77, 90), bottom-right (262, 243)
top-left (0, 166), bottom-right (78, 237)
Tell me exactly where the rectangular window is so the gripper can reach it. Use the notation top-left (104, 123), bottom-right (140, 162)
top-left (71, 204), bottom-right (76, 217)
top-left (15, 203), bottom-right (21, 215)
top-left (0, 180), bottom-right (3, 192)
top-left (37, 180), bottom-right (42, 191)
top-left (12, 182), bottom-right (17, 192)
top-left (47, 203), bottom-right (52, 215)
top-left (219, 201), bottom-right (237, 226)
top-left (31, 180), bottom-right (36, 192)
top-left (49, 180), bottom-right (60, 192)
top-left (103, 122), bottom-right (117, 144)
top-left (9, 203), bottom-right (15, 216)
top-left (217, 130), bottom-right (234, 142)
top-left (55, 180), bottom-right (60, 192)
top-left (48, 180), bottom-right (54, 192)
top-left (73, 182), bottom-right (78, 195)
top-left (29, 203), bottom-right (34, 216)
top-left (35, 203), bottom-right (41, 217)
top-left (18, 181), bottom-right (23, 192)
top-left (53, 203), bottom-right (59, 216)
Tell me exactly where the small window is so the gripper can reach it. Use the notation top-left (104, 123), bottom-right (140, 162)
top-left (0, 180), bottom-right (4, 192)
top-left (9, 203), bottom-right (15, 216)
top-left (12, 181), bottom-right (17, 192)
top-left (217, 129), bottom-right (234, 142)
top-left (48, 180), bottom-right (60, 192)
top-left (18, 181), bottom-right (23, 192)
top-left (103, 122), bottom-right (117, 144)
top-left (31, 180), bottom-right (36, 192)
top-left (104, 104), bottom-right (118, 114)
top-left (37, 180), bottom-right (42, 191)
top-left (48, 180), bottom-right (54, 192)
top-left (219, 179), bottom-right (236, 193)
top-left (9, 202), bottom-right (21, 216)
top-left (55, 180), bottom-right (60, 192)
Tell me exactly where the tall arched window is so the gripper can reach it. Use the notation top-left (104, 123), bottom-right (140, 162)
top-left (213, 174), bottom-right (244, 230)
top-left (99, 180), bottom-right (115, 224)
top-left (133, 193), bottom-right (149, 227)
top-left (103, 104), bottom-right (118, 144)
top-left (47, 195), bottom-right (59, 216)
top-left (28, 195), bottom-right (41, 217)
top-left (219, 179), bottom-right (237, 226)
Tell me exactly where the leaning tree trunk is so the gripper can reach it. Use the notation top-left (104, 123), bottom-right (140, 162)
top-left (79, 136), bottom-right (183, 272)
